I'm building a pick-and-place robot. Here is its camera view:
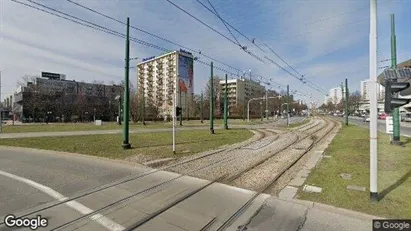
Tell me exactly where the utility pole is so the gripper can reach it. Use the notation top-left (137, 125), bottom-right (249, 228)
top-left (141, 87), bottom-right (145, 125)
top-left (200, 92), bottom-right (203, 123)
top-left (391, 14), bottom-right (401, 145)
top-left (224, 73), bottom-right (228, 129)
top-left (210, 62), bottom-right (214, 134)
top-left (265, 90), bottom-right (268, 120)
top-left (260, 101), bottom-right (263, 121)
top-left (369, 0), bottom-right (378, 202)
top-left (179, 85), bottom-right (183, 126)
top-left (345, 78), bottom-right (349, 126)
top-left (286, 85), bottom-right (290, 127)
top-left (122, 17), bottom-right (131, 149)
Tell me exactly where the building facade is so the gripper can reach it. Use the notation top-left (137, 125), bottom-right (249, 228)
top-left (10, 75), bottom-right (122, 122)
top-left (360, 80), bottom-right (385, 101)
top-left (219, 78), bottom-right (266, 108)
top-left (137, 50), bottom-right (194, 117)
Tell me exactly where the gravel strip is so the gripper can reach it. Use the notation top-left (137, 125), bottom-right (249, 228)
top-left (232, 118), bottom-right (335, 192)
top-left (191, 132), bottom-right (299, 181)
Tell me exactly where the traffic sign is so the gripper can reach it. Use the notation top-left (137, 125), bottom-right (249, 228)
top-left (386, 116), bottom-right (393, 134)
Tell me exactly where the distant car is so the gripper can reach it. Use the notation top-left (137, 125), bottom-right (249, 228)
top-left (404, 113), bottom-right (411, 122)
top-left (363, 117), bottom-right (370, 122)
top-left (378, 113), bottom-right (387, 120)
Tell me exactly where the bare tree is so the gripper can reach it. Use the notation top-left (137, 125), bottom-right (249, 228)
top-left (348, 90), bottom-right (361, 113)
top-left (204, 75), bottom-right (222, 116)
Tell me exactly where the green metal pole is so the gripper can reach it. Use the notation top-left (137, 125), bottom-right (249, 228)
top-left (141, 88), bottom-right (145, 125)
top-left (286, 85), bottom-right (290, 127)
top-left (179, 86), bottom-right (182, 126)
top-left (122, 17), bottom-right (131, 149)
top-left (345, 78), bottom-right (349, 126)
top-left (186, 92), bottom-right (189, 121)
top-left (118, 97), bottom-right (121, 125)
top-left (391, 14), bottom-right (401, 145)
top-left (210, 62), bottom-right (214, 134)
top-left (224, 73), bottom-right (228, 129)
top-left (243, 102), bottom-right (246, 120)
top-left (200, 92), bottom-right (203, 123)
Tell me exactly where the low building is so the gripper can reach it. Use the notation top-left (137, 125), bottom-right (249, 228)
top-left (11, 74), bottom-right (123, 122)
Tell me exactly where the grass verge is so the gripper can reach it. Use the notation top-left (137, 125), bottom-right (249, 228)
top-left (0, 129), bottom-right (253, 159)
top-left (1, 119), bottom-right (266, 133)
top-left (297, 124), bottom-right (411, 218)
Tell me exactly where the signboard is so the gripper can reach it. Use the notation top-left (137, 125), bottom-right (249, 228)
top-left (41, 72), bottom-right (64, 80)
top-left (386, 116), bottom-right (393, 134)
top-left (177, 54), bottom-right (194, 94)
top-left (142, 56), bottom-right (155, 62)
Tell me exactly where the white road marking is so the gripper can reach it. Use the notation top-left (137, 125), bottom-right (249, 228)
top-left (0, 170), bottom-right (124, 231)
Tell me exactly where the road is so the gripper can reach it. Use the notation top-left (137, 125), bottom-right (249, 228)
top-left (334, 116), bottom-right (411, 137)
top-left (0, 117), bottom-right (306, 139)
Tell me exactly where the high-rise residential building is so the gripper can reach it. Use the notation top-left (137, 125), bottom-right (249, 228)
top-left (137, 50), bottom-right (194, 117)
top-left (219, 78), bottom-right (266, 108)
top-left (360, 80), bottom-right (385, 101)
top-left (327, 87), bottom-right (343, 104)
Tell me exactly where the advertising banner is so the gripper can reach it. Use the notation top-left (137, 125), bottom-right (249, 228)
top-left (178, 54), bottom-right (194, 94)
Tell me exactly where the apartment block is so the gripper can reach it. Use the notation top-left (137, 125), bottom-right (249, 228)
top-left (137, 50), bottom-right (194, 117)
top-left (219, 78), bottom-right (266, 108)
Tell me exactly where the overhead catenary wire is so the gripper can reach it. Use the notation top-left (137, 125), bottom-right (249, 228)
top-left (12, 0), bottom-right (311, 98)
top-left (192, 0), bottom-right (324, 94)
top-left (205, 0), bottom-right (241, 47)
top-left (65, 0), bottom-right (242, 73)
top-left (166, 0), bottom-right (265, 64)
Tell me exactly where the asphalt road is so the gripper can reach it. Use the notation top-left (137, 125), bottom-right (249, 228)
top-left (333, 116), bottom-right (411, 137)
top-left (0, 148), bottom-right (149, 219)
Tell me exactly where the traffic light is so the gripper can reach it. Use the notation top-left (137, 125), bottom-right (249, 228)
top-left (384, 80), bottom-right (411, 113)
top-left (176, 106), bottom-right (182, 117)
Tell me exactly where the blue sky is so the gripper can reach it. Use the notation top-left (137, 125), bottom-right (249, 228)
top-left (1, 0), bottom-right (410, 105)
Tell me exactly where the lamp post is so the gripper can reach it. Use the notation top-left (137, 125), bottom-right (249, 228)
top-left (93, 108), bottom-right (96, 122)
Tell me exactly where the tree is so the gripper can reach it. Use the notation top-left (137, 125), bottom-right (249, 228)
top-left (204, 75), bottom-right (222, 116)
top-left (348, 90), bottom-right (361, 113)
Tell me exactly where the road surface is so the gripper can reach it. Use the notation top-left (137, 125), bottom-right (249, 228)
top-left (334, 116), bottom-right (411, 137)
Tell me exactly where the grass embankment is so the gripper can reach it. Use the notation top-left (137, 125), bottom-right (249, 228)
top-left (1, 119), bottom-right (265, 133)
top-left (297, 124), bottom-right (411, 218)
top-left (0, 129), bottom-right (253, 159)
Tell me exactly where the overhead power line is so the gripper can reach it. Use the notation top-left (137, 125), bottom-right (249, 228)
top-left (12, 0), bottom-right (311, 97)
top-left (166, 0), bottom-right (265, 64)
top-left (193, 0), bottom-right (324, 94)
top-left (205, 0), bottom-right (241, 46)
top-left (195, 0), bottom-right (266, 54)
top-left (65, 0), bottom-right (241, 73)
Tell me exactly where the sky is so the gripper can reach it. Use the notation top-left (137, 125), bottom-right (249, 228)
top-left (1, 0), bottom-right (410, 105)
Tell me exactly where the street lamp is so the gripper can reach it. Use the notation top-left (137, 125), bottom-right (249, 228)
top-left (93, 108), bottom-right (96, 122)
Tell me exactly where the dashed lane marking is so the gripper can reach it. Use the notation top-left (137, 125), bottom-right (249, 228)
top-left (0, 170), bottom-right (124, 231)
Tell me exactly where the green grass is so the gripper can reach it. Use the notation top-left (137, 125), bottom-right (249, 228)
top-left (297, 124), bottom-right (411, 218)
top-left (1, 119), bottom-right (265, 133)
top-left (0, 129), bottom-right (253, 159)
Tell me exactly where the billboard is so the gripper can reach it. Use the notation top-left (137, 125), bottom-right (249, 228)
top-left (178, 54), bottom-right (194, 94)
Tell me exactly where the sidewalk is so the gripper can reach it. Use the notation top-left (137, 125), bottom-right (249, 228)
top-left (237, 196), bottom-right (379, 231)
